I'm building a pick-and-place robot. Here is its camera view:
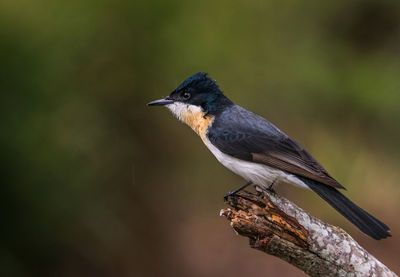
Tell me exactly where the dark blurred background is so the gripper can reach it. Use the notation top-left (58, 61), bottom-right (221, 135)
top-left (1, 0), bottom-right (400, 276)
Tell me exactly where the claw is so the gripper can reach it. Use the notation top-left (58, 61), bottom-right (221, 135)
top-left (224, 190), bottom-right (235, 201)
top-left (224, 181), bottom-right (252, 202)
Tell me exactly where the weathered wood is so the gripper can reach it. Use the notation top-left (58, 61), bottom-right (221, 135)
top-left (220, 191), bottom-right (397, 277)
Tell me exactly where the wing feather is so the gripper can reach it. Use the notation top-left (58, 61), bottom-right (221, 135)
top-left (208, 105), bottom-right (345, 189)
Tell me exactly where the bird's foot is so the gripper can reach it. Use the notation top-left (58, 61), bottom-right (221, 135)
top-left (224, 190), bottom-right (237, 202)
top-left (267, 179), bottom-right (277, 193)
top-left (224, 181), bottom-right (252, 202)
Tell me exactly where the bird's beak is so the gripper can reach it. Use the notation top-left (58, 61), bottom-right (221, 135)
top-left (147, 97), bottom-right (174, 106)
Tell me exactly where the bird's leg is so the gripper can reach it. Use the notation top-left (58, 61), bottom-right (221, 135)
top-left (267, 179), bottom-right (277, 193)
top-left (224, 181), bottom-right (252, 201)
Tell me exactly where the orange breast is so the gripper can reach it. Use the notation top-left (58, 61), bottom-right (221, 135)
top-left (180, 110), bottom-right (214, 141)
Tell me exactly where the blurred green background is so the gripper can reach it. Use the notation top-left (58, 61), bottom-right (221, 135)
top-left (1, 0), bottom-right (400, 276)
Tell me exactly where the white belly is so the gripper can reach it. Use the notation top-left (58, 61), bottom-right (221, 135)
top-left (203, 138), bottom-right (309, 190)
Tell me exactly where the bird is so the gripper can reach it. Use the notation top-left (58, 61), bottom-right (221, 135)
top-left (147, 72), bottom-right (391, 240)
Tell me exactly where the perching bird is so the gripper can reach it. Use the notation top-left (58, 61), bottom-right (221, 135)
top-left (147, 72), bottom-right (391, 240)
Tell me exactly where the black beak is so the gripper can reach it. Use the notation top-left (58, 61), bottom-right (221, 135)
top-left (147, 98), bottom-right (174, 106)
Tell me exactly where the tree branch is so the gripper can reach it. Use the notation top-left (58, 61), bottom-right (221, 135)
top-left (220, 191), bottom-right (397, 277)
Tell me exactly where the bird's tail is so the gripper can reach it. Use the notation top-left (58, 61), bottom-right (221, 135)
top-left (300, 177), bottom-right (391, 240)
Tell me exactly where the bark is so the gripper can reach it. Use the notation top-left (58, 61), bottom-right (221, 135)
top-left (220, 191), bottom-right (397, 277)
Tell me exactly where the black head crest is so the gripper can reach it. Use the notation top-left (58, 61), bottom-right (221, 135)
top-left (175, 72), bottom-right (220, 94)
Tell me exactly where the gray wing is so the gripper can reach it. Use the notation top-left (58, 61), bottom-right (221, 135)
top-left (207, 105), bottom-right (345, 189)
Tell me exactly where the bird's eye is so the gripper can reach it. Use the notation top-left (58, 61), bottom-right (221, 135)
top-left (182, 92), bottom-right (191, 100)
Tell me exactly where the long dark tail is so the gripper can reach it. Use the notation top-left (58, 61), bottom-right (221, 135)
top-left (300, 177), bottom-right (391, 240)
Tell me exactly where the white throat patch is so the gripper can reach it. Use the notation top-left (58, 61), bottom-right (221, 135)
top-left (166, 102), bottom-right (203, 122)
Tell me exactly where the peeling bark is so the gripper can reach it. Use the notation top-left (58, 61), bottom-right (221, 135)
top-left (220, 191), bottom-right (397, 277)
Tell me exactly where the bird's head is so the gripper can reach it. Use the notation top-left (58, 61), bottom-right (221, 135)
top-left (147, 73), bottom-right (232, 119)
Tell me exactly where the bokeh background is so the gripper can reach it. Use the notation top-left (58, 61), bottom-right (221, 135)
top-left (2, 0), bottom-right (400, 276)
